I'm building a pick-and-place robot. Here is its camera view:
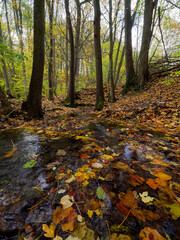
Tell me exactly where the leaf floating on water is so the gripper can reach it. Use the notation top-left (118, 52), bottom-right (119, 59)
top-left (139, 227), bottom-right (166, 240)
top-left (96, 186), bottom-right (106, 200)
top-left (42, 223), bottom-right (56, 238)
top-left (4, 146), bottom-right (17, 158)
top-left (23, 160), bottom-right (36, 168)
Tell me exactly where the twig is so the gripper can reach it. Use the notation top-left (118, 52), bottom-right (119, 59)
top-left (117, 209), bottom-right (131, 229)
top-left (106, 220), bottom-right (111, 239)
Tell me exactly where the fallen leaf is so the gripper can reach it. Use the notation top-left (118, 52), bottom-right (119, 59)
top-left (165, 202), bottom-right (180, 220)
top-left (139, 191), bottom-right (154, 203)
top-left (53, 206), bottom-right (77, 231)
top-left (42, 223), bottom-right (56, 238)
top-left (111, 233), bottom-right (132, 239)
top-left (23, 160), bottom-right (36, 168)
top-left (139, 227), bottom-right (166, 240)
top-left (153, 172), bottom-right (172, 181)
top-left (60, 195), bottom-right (74, 209)
top-left (146, 178), bottom-right (159, 190)
top-left (56, 149), bottom-right (66, 156)
top-left (96, 186), bottom-right (106, 200)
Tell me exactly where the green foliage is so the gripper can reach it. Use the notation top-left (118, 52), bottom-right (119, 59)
top-left (0, 42), bottom-right (27, 63)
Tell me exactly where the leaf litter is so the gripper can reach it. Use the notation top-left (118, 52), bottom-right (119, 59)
top-left (0, 74), bottom-right (179, 239)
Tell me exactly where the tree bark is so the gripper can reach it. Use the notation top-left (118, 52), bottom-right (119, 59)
top-left (26, 0), bottom-right (45, 118)
top-left (138, 0), bottom-right (158, 89)
top-left (124, 0), bottom-right (136, 92)
top-left (93, 0), bottom-right (104, 110)
top-left (47, 0), bottom-right (54, 100)
top-left (65, 0), bottom-right (75, 106)
top-left (109, 0), bottom-right (115, 102)
top-left (12, 0), bottom-right (27, 92)
top-left (4, 0), bottom-right (16, 78)
top-left (0, 21), bottom-right (12, 96)
top-left (74, 0), bottom-right (81, 88)
top-left (0, 86), bottom-right (12, 115)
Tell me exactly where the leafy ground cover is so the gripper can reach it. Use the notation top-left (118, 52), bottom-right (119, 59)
top-left (0, 73), bottom-right (179, 240)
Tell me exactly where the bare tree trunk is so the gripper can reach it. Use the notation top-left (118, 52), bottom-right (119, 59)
top-left (138, 0), bottom-right (158, 89)
top-left (0, 21), bottom-right (12, 96)
top-left (74, 0), bottom-right (81, 89)
top-left (12, 0), bottom-right (27, 92)
top-left (65, 22), bottom-right (69, 89)
top-left (4, 0), bottom-right (16, 78)
top-left (108, 0), bottom-right (115, 102)
top-left (65, 0), bottom-right (75, 106)
top-left (26, 0), bottom-right (45, 118)
top-left (47, 0), bottom-right (54, 100)
top-left (124, 0), bottom-right (136, 92)
top-left (93, 0), bottom-right (104, 110)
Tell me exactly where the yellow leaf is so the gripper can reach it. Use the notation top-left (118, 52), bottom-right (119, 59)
top-left (154, 172), bottom-right (172, 180)
top-left (42, 223), bottom-right (56, 238)
top-left (4, 146), bottom-right (17, 158)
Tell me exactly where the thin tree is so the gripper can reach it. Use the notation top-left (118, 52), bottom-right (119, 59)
top-left (47, 0), bottom-right (55, 100)
top-left (124, 0), bottom-right (136, 93)
top-left (93, 0), bottom-right (104, 110)
top-left (138, 0), bottom-right (158, 89)
top-left (26, 0), bottom-right (45, 118)
top-left (65, 0), bottom-right (75, 107)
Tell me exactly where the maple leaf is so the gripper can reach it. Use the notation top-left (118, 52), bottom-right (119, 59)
top-left (42, 223), bottom-right (56, 238)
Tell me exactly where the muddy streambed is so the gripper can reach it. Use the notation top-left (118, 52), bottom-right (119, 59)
top-left (0, 116), bottom-right (179, 240)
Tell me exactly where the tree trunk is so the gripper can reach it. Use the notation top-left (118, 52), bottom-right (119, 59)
top-left (138, 0), bottom-right (158, 89)
top-left (47, 0), bottom-right (54, 100)
top-left (12, 0), bottom-right (27, 92)
top-left (65, 21), bottom-right (69, 89)
top-left (0, 86), bottom-right (12, 115)
top-left (26, 0), bottom-right (45, 118)
top-left (93, 0), bottom-right (104, 110)
top-left (124, 0), bottom-right (136, 92)
top-left (0, 21), bottom-right (12, 96)
top-left (74, 0), bottom-right (81, 89)
top-left (4, 0), bottom-right (16, 78)
top-left (108, 0), bottom-right (115, 102)
top-left (65, 0), bottom-right (75, 106)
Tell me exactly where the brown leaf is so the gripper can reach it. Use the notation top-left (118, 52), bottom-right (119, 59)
top-left (53, 206), bottom-right (77, 232)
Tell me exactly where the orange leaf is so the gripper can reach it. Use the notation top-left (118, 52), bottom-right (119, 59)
top-left (139, 227), bottom-right (166, 240)
top-left (80, 153), bottom-right (90, 159)
top-left (146, 178), bottom-right (159, 190)
top-left (53, 206), bottom-right (77, 232)
top-left (154, 172), bottom-right (172, 181)
top-left (129, 175), bottom-right (145, 186)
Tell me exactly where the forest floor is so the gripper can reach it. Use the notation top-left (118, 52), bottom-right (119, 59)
top-left (0, 72), bottom-right (179, 240)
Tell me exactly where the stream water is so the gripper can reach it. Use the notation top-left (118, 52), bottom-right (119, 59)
top-left (0, 113), bottom-right (177, 239)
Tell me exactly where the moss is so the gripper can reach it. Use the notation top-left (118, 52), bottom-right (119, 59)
top-left (96, 96), bottom-right (104, 111)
